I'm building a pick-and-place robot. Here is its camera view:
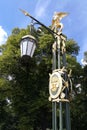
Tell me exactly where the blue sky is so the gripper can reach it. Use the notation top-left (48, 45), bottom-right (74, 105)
top-left (0, 0), bottom-right (87, 64)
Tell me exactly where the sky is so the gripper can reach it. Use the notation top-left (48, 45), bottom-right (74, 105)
top-left (0, 0), bottom-right (87, 64)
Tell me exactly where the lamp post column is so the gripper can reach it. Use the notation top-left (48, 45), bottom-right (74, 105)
top-left (52, 41), bottom-right (57, 130)
top-left (57, 35), bottom-right (63, 130)
top-left (62, 38), bottom-right (71, 130)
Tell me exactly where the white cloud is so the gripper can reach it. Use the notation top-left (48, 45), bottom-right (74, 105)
top-left (0, 26), bottom-right (8, 45)
top-left (77, 38), bottom-right (87, 64)
top-left (34, 0), bottom-right (51, 19)
top-left (81, 59), bottom-right (87, 66)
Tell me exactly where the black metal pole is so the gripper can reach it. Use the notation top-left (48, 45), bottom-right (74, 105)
top-left (52, 42), bottom-right (57, 130)
top-left (52, 102), bottom-right (57, 130)
top-left (20, 9), bottom-right (59, 37)
top-left (65, 97), bottom-right (71, 130)
top-left (59, 102), bottom-right (63, 130)
top-left (57, 36), bottom-right (63, 130)
top-left (62, 47), bottom-right (71, 130)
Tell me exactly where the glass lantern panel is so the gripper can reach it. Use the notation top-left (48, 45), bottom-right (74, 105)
top-left (27, 41), bottom-right (33, 57)
top-left (30, 42), bottom-right (36, 57)
top-left (22, 40), bottom-right (28, 56)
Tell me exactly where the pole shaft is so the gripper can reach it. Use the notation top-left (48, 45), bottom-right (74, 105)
top-left (57, 36), bottom-right (63, 130)
top-left (59, 102), bottom-right (63, 130)
top-left (29, 14), bottom-right (59, 37)
top-left (57, 36), bottom-right (60, 69)
top-left (65, 102), bottom-right (71, 130)
top-left (62, 50), bottom-right (71, 130)
top-left (52, 43), bottom-right (57, 130)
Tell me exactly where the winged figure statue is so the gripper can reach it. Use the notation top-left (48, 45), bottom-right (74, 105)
top-left (52, 12), bottom-right (68, 33)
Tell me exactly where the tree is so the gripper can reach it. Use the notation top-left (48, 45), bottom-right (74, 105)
top-left (0, 25), bottom-right (86, 130)
top-left (0, 26), bottom-right (52, 130)
top-left (70, 49), bottom-right (87, 130)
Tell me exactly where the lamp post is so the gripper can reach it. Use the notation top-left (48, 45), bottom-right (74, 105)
top-left (20, 9), bottom-right (72, 130)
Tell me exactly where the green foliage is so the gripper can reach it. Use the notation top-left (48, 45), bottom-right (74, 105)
top-left (66, 39), bottom-right (80, 56)
top-left (0, 25), bottom-right (86, 130)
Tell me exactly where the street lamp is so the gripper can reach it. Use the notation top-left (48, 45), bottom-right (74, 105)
top-left (20, 35), bottom-right (37, 58)
top-left (20, 9), bottom-right (72, 130)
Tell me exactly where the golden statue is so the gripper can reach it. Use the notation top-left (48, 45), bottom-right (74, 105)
top-left (52, 12), bottom-right (68, 33)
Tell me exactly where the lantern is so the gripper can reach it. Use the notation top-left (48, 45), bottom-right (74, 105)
top-left (20, 35), bottom-right (37, 57)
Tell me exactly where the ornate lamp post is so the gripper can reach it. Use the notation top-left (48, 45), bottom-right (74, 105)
top-left (20, 9), bottom-right (72, 130)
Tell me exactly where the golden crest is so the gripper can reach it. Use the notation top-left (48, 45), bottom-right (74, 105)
top-left (49, 71), bottom-right (62, 99)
